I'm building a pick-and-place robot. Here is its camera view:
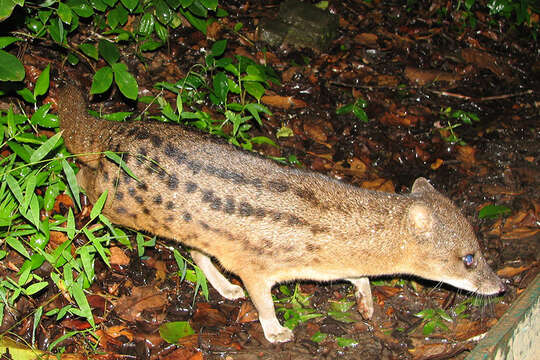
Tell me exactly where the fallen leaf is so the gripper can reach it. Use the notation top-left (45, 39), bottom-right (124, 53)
top-left (360, 178), bottom-right (395, 193)
top-left (109, 246), bottom-right (129, 266)
top-left (355, 33), bottom-right (378, 47)
top-left (497, 265), bottom-right (530, 278)
top-left (261, 95), bottom-right (307, 109)
top-left (236, 301), bottom-right (258, 323)
top-left (404, 66), bottom-right (462, 86)
top-left (115, 286), bottom-right (167, 322)
top-left (192, 303), bottom-right (227, 327)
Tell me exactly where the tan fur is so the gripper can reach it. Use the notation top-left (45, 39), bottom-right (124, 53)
top-left (57, 84), bottom-right (504, 342)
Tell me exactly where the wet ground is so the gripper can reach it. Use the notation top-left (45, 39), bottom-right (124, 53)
top-left (2, 0), bottom-right (539, 359)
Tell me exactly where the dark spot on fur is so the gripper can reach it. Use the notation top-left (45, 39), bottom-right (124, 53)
top-left (239, 202), bottom-right (253, 217)
top-left (185, 182), bottom-right (197, 193)
top-left (310, 224), bottom-right (329, 235)
top-left (123, 172), bottom-right (132, 184)
top-left (255, 208), bottom-right (266, 218)
top-left (187, 160), bottom-right (202, 174)
top-left (288, 215), bottom-right (304, 226)
top-left (267, 180), bottom-right (290, 193)
top-left (137, 182), bottom-right (148, 191)
top-left (263, 239), bottom-right (273, 248)
top-left (153, 194), bottom-right (162, 204)
top-left (102, 171), bottom-right (109, 182)
top-left (128, 187), bottom-right (136, 196)
top-left (129, 213), bottom-right (137, 219)
top-left (211, 197), bottom-right (221, 211)
top-left (165, 215), bottom-right (174, 222)
top-left (115, 207), bottom-right (127, 214)
top-left (199, 221), bottom-right (210, 230)
top-left (201, 190), bottom-right (213, 203)
top-left (150, 135), bottom-right (162, 147)
top-left (127, 128), bottom-right (138, 137)
top-left (166, 201), bottom-right (175, 210)
top-left (306, 243), bottom-right (315, 252)
top-left (272, 212), bottom-right (282, 222)
top-left (143, 208), bottom-right (150, 215)
top-left (168, 175), bottom-right (179, 190)
top-left (312, 258), bottom-right (321, 264)
top-left (134, 195), bottom-right (144, 204)
top-left (114, 192), bottom-right (124, 200)
top-left (183, 212), bottom-right (192, 222)
top-left (135, 128), bottom-right (150, 140)
top-left (137, 147), bottom-right (148, 164)
top-left (164, 143), bottom-right (178, 158)
top-left (294, 187), bottom-right (315, 200)
top-left (251, 178), bottom-right (263, 189)
top-left (224, 197), bottom-right (235, 214)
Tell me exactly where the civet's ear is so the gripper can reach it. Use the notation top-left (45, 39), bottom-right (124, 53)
top-left (411, 177), bottom-right (436, 194)
top-left (407, 203), bottom-right (434, 235)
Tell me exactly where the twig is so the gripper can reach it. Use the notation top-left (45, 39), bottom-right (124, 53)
top-left (430, 89), bottom-right (534, 102)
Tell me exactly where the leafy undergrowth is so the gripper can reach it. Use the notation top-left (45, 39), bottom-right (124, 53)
top-left (0, 0), bottom-right (539, 359)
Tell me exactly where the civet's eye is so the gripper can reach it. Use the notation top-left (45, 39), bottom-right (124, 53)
top-left (463, 254), bottom-right (475, 268)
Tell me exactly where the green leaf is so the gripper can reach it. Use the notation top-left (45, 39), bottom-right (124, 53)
top-left (30, 131), bottom-right (62, 163)
top-left (6, 236), bottom-right (30, 258)
top-left (244, 103), bottom-right (271, 126)
top-left (422, 320), bottom-right (437, 335)
top-left (159, 321), bottom-right (195, 343)
top-left (6, 174), bottom-right (23, 204)
top-left (66, 0), bottom-right (94, 18)
top-left (67, 208), bottom-right (75, 239)
top-left (79, 43), bottom-right (98, 60)
top-left (62, 159), bottom-right (81, 210)
top-left (0, 36), bottom-right (21, 49)
top-left (336, 336), bottom-right (358, 347)
top-left (104, 150), bottom-right (139, 181)
top-left (138, 12), bottom-right (154, 36)
top-left (155, 0), bottom-right (173, 24)
top-left (112, 62), bottom-right (138, 100)
top-left (70, 277), bottom-right (94, 327)
top-left (0, 0), bottom-right (24, 22)
top-left (90, 190), bottom-right (108, 220)
top-left (311, 331), bottom-right (327, 343)
top-left (16, 88), bottom-right (35, 103)
top-left (91, 66), bottom-right (114, 94)
top-left (120, 0), bottom-right (138, 11)
top-left (0, 49), bottom-right (25, 81)
top-left (244, 82), bottom-right (265, 101)
top-left (25, 281), bottom-right (48, 295)
top-left (48, 17), bottom-right (65, 44)
top-left (212, 71), bottom-right (228, 105)
top-left (211, 39), bottom-right (227, 57)
top-left (179, 8), bottom-right (207, 34)
top-left (479, 204), bottom-right (511, 219)
top-left (98, 39), bottom-right (120, 65)
top-left (57, 2), bottom-right (73, 24)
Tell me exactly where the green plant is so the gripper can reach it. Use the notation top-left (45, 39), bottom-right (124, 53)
top-left (479, 204), bottom-right (512, 219)
top-left (438, 107), bottom-right (480, 145)
top-left (153, 39), bottom-right (278, 149)
top-left (0, 0), bottom-right (223, 98)
top-left (414, 307), bottom-right (453, 335)
top-left (336, 97), bottom-right (368, 122)
top-left (273, 284), bottom-right (322, 330)
top-left (0, 76), bottom-right (209, 353)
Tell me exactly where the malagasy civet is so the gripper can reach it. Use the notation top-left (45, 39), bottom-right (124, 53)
top-left (56, 84), bottom-right (505, 343)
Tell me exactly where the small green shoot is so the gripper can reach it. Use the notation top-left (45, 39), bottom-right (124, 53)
top-left (414, 307), bottom-right (452, 335)
top-left (438, 107), bottom-right (480, 145)
top-left (274, 284), bottom-right (322, 330)
top-left (336, 97), bottom-right (368, 122)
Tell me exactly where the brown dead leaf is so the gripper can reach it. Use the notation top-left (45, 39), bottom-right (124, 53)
top-left (261, 95), bottom-right (307, 109)
top-left (409, 342), bottom-right (472, 360)
top-left (115, 286), bottom-right (167, 322)
top-left (163, 347), bottom-right (202, 360)
top-left (205, 21), bottom-right (222, 40)
top-left (49, 231), bottom-right (68, 249)
top-left (405, 66), bottom-right (462, 86)
top-left (192, 303), bottom-right (227, 327)
top-left (377, 75), bottom-right (399, 87)
top-left (455, 145), bottom-right (477, 168)
top-left (53, 193), bottom-right (74, 213)
top-left (334, 158), bottom-right (368, 178)
top-left (501, 227), bottom-right (540, 240)
top-left (380, 105), bottom-right (422, 126)
top-left (452, 318), bottom-right (488, 341)
top-left (461, 48), bottom-right (514, 81)
top-left (109, 246), bottom-right (129, 266)
top-left (303, 121), bottom-right (328, 143)
top-left (431, 158), bottom-right (444, 170)
top-left (355, 33), bottom-right (378, 47)
top-left (360, 178), bottom-right (395, 193)
top-left (497, 265), bottom-right (530, 278)
top-left (236, 301), bottom-right (259, 323)
top-left (102, 325), bottom-right (134, 342)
